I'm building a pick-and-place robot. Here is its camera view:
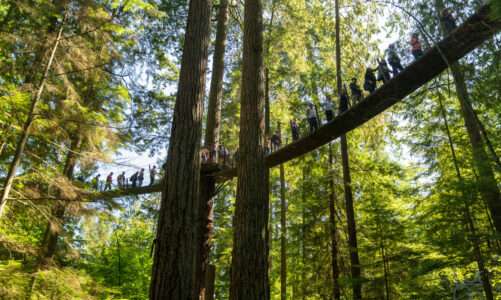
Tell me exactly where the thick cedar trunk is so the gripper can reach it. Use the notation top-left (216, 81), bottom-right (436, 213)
top-left (196, 175), bottom-right (216, 299)
top-left (149, 0), bottom-right (212, 298)
top-left (437, 92), bottom-right (494, 299)
top-left (328, 145), bottom-right (341, 300)
top-left (0, 14), bottom-right (66, 217)
top-left (435, 0), bottom-right (501, 234)
top-left (229, 0), bottom-right (269, 298)
top-left (334, 0), bottom-right (362, 298)
top-left (205, 264), bottom-right (216, 300)
top-left (279, 161), bottom-right (287, 300)
top-left (205, 0), bottom-right (229, 149)
top-left (39, 134), bottom-right (82, 266)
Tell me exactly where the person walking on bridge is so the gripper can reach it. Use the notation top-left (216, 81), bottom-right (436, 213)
top-left (377, 58), bottom-right (391, 84)
top-left (364, 67), bottom-right (377, 94)
top-left (130, 171), bottom-right (138, 188)
top-left (410, 33), bottom-right (424, 59)
top-left (340, 85), bottom-right (350, 113)
top-left (91, 174), bottom-right (100, 191)
top-left (149, 165), bottom-right (157, 186)
top-left (117, 172), bottom-right (125, 188)
top-left (307, 104), bottom-right (319, 134)
top-left (441, 8), bottom-right (457, 33)
top-left (290, 119), bottom-right (300, 141)
top-left (387, 44), bottom-right (404, 75)
top-left (350, 78), bottom-right (363, 104)
top-left (271, 130), bottom-right (282, 152)
top-left (323, 95), bottom-right (335, 122)
top-left (104, 172), bottom-right (113, 191)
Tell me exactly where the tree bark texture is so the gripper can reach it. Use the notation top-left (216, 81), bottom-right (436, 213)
top-left (205, 264), bottom-right (216, 300)
top-left (195, 175), bottom-right (216, 299)
top-left (149, 0), bottom-right (212, 298)
top-left (328, 145), bottom-right (341, 300)
top-left (205, 0), bottom-right (229, 149)
top-left (279, 162), bottom-right (287, 300)
top-left (229, 0), bottom-right (269, 298)
top-left (0, 12), bottom-right (66, 217)
top-left (334, 0), bottom-right (362, 298)
top-left (39, 134), bottom-right (82, 266)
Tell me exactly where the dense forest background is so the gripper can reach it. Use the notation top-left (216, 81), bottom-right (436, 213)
top-left (0, 0), bottom-right (500, 299)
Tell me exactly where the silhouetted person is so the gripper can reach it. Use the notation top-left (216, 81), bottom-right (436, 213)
top-left (364, 67), bottom-right (377, 94)
top-left (349, 78), bottom-right (363, 104)
top-left (307, 105), bottom-right (318, 134)
top-left (340, 85), bottom-right (350, 113)
top-left (117, 172), bottom-right (125, 188)
top-left (92, 174), bottom-right (100, 191)
top-left (441, 8), bottom-right (457, 33)
top-left (290, 119), bottom-right (300, 141)
top-left (104, 172), bottom-right (113, 191)
top-left (271, 131), bottom-right (281, 152)
top-left (387, 44), bottom-right (404, 75)
top-left (130, 171), bottom-right (138, 188)
top-left (149, 165), bottom-right (156, 186)
top-left (377, 59), bottom-right (391, 84)
top-left (322, 96), bottom-right (335, 122)
top-left (138, 168), bottom-right (145, 187)
top-left (410, 33), bottom-right (423, 59)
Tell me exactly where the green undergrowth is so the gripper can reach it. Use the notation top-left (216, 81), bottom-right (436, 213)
top-left (0, 260), bottom-right (121, 300)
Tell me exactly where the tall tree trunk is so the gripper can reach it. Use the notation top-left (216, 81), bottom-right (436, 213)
top-left (229, 0), bottom-right (269, 298)
top-left (195, 175), bottom-right (216, 299)
top-left (205, 0), bottom-right (229, 149)
top-left (279, 154), bottom-right (287, 300)
top-left (205, 264), bottom-right (216, 300)
top-left (437, 92), bottom-right (494, 299)
top-left (376, 221), bottom-right (390, 300)
top-left (0, 12), bottom-right (66, 217)
top-left (435, 0), bottom-right (501, 233)
top-left (334, 0), bottom-right (362, 298)
top-left (328, 145), bottom-right (341, 300)
top-left (149, 0), bottom-right (212, 298)
top-left (39, 134), bottom-right (82, 267)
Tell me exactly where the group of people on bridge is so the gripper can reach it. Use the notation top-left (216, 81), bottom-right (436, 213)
top-left (91, 165), bottom-right (158, 192)
top-left (289, 9), bottom-right (457, 142)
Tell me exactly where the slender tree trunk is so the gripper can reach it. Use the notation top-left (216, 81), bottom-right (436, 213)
top-left (334, 0), bottom-right (362, 298)
top-left (39, 134), bottom-right (82, 267)
top-left (0, 13), bottom-right (66, 217)
top-left (205, 0), bottom-right (229, 149)
top-left (0, 141), bottom-right (5, 157)
top-left (195, 175), bottom-right (216, 299)
top-left (435, 0), bottom-right (501, 233)
top-left (149, 0), bottom-right (212, 298)
top-left (437, 92), bottom-right (494, 299)
top-left (301, 169), bottom-right (307, 300)
top-left (205, 264), bottom-right (216, 300)
top-left (279, 155), bottom-right (287, 300)
top-left (229, 0), bottom-right (269, 297)
top-left (376, 222), bottom-right (390, 300)
top-left (328, 145), bottom-right (341, 300)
